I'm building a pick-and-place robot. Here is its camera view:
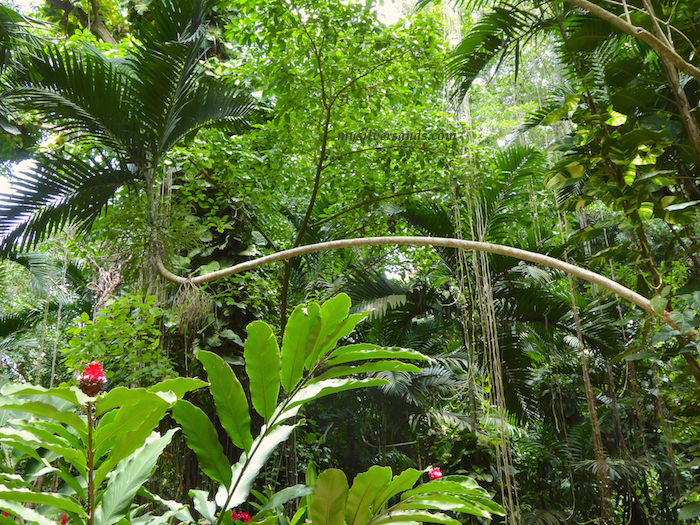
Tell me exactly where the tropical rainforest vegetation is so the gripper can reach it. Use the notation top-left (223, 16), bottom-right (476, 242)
top-left (1, 0), bottom-right (700, 522)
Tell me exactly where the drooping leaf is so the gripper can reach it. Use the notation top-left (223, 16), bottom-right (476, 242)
top-left (0, 399), bottom-right (86, 436)
top-left (171, 400), bottom-right (232, 489)
top-left (0, 485), bottom-right (85, 514)
top-left (315, 361), bottom-right (422, 381)
top-left (288, 378), bottom-right (389, 411)
top-left (309, 469), bottom-right (349, 525)
top-left (140, 488), bottom-right (195, 523)
top-left (370, 510), bottom-right (460, 525)
top-left (244, 321), bottom-right (281, 422)
top-left (325, 345), bottom-right (430, 367)
top-left (0, 499), bottom-right (54, 525)
top-left (197, 350), bottom-right (253, 451)
top-left (0, 384), bottom-right (89, 406)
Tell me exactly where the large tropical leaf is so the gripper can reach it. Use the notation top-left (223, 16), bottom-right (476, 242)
top-left (244, 321), bottom-right (281, 422)
top-left (171, 399), bottom-right (232, 489)
top-left (197, 350), bottom-right (253, 452)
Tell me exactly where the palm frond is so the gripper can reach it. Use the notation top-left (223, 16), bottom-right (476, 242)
top-left (447, 7), bottom-right (544, 103)
top-left (0, 152), bottom-right (137, 254)
top-left (8, 46), bottom-right (144, 157)
top-left (162, 79), bottom-right (255, 152)
top-left (0, 310), bottom-right (43, 337)
top-left (347, 271), bottom-right (408, 321)
top-left (135, 0), bottom-right (213, 47)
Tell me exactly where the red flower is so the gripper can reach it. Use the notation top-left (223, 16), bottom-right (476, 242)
top-left (79, 362), bottom-right (107, 397)
top-left (60, 513), bottom-right (67, 525)
top-left (429, 467), bottom-right (442, 480)
top-left (2, 511), bottom-right (9, 517)
top-left (231, 510), bottom-right (251, 523)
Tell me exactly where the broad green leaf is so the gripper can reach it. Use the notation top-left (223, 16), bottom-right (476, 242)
top-left (402, 477), bottom-right (483, 498)
top-left (190, 490), bottom-right (217, 525)
top-left (305, 294), bottom-right (352, 369)
top-left (371, 510), bottom-right (460, 525)
top-left (315, 361), bottom-right (421, 382)
top-left (94, 428), bottom-right (178, 525)
top-left (679, 502), bottom-right (700, 520)
top-left (304, 303), bottom-right (323, 362)
top-left (94, 405), bottom-right (175, 488)
top-left (650, 295), bottom-right (666, 315)
top-left (281, 305), bottom-right (315, 392)
top-left (0, 400), bottom-right (86, 436)
top-left (171, 400), bottom-right (232, 489)
top-left (259, 484), bottom-right (313, 513)
top-left (325, 346), bottom-right (430, 367)
top-left (314, 312), bottom-right (368, 362)
top-left (309, 469), bottom-right (349, 525)
top-left (396, 493), bottom-right (501, 518)
top-left (0, 499), bottom-right (54, 525)
top-left (373, 469), bottom-right (423, 512)
top-left (346, 466), bottom-right (393, 525)
top-left (216, 422), bottom-right (300, 510)
top-left (454, 495), bottom-right (505, 515)
top-left (148, 377), bottom-right (208, 399)
top-left (396, 499), bottom-right (489, 519)
top-left (94, 398), bottom-right (171, 460)
top-left (198, 350), bottom-right (253, 451)
top-left (95, 388), bottom-right (176, 416)
top-left (0, 485), bottom-right (85, 514)
top-left (244, 321), bottom-right (281, 421)
top-left (288, 378), bottom-right (389, 410)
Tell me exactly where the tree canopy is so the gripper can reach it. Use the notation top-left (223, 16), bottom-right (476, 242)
top-left (2, 0), bottom-right (700, 522)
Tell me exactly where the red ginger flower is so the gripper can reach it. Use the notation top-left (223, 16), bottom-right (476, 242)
top-left (231, 510), bottom-right (251, 523)
top-left (79, 362), bottom-right (107, 397)
top-left (60, 513), bottom-right (67, 525)
top-left (3, 511), bottom-right (9, 517)
top-left (429, 467), bottom-right (442, 480)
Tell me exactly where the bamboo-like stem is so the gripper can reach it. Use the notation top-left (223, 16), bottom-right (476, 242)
top-left (87, 401), bottom-right (95, 525)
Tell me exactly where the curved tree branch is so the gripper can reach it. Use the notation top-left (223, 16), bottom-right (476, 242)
top-left (563, 0), bottom-right (700, 81)
top-left (155, 235), bottom-right (692, 339)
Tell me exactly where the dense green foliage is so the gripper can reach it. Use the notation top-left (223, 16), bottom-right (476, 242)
top-left (2, 0), bottom-right (700, 522)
